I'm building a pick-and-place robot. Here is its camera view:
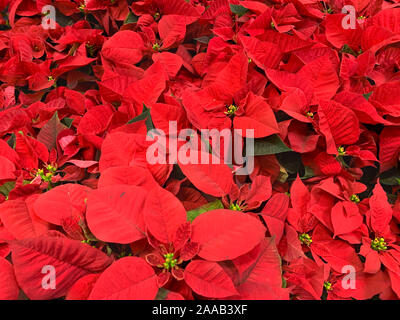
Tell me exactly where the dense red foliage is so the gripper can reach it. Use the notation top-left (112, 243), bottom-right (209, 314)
top-left (0, 0), bottom-right (400, 300)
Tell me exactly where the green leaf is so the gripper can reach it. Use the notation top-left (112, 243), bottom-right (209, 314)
top-left (0, 181), bottom-right (15, 197)
top-left (194, 36), bottom-right (212, 44)
top-left (341, 44), bottom-right (357, 56)
top-left (363, 92), bottom-right (372, 100)
top-left (187, 200), bottom-right (224, 222)
top-left (230, 4), bottom-right (248, 17)
top-left (276, 152), bottom-right (302, 175)
top-left (124, 12), bottom-right (138, 24)
top-left (380, 175), bottom-right (400, 186)
top-left (301, 166), bottom-right (315, 180)
top-left (37, 111), bottom-right (67, 151)
top-left (127, 104), bottom-right (155, 132)
top-left (61, 117), bottom-right (73, 128)
top-left (155, 288), bottom-right (170, 300)
top-left (7, 133), bottom-right (16, 149)
top-left (251, 135), bottom-right (292, 156)
top-left (282, 276), bottom-right (287, 288)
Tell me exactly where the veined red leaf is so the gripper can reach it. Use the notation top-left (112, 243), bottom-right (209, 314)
top-left (191, 209), bottom-right (265, 261)
top-left (331, 201), bottom-right (363, 237)
top-left (101, 31), bottom-right (144, 66)
top-left (0, 156), bottom-right (16, 181)
top-left (144, 187), bottom-right (187, 244)
top-left (88, 257), bottom-right (158, 300)
top-left (0, 198), bottom-right (48, 239)
top-left (184, 260), bottom-right (238, 298)
top-left (37, 112), bottom-right (67, 151)
top-left (66, 273), bottom-right (100, 300)
top-left (234, 238), bottom-right (289, 299)
top-left (34, 184), bottom-right (91, 226)
top-left (11, 234), bottom-right (113, 299)
top-left (98, 166), bottom-right (158, 190)
top-left (318, 100), bottom-right (360, 155)
top-left (0, 257), bottom-right (19, 300)
top-left (369, 182), bottom-right (392, 236)
top-left (178, 151), bottom-right (233, 197)
top-left (86, 185), bottom-right (147, 244)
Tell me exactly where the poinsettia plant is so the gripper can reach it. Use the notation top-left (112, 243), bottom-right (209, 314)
top-left (0, 0), bottom-right (400, 301)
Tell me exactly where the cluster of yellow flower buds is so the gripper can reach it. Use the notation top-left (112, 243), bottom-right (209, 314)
top-left (36, 164), bottom-right (57, 183)
top-left (324, 281), bottom-right (332, 291)
top-left (350, 194), bottom-right (360, 203)
top-left (371, 237), bottom-right (388, 252)
top-left (337, 146), bottom-right (346, 156)
top-left (225, 104), bottom-right (238, 117)
top-left (299, 233), bottom-right (313, 246)
top-left (230, 202), bottom-right (242, 211)
top-left (163, 253), bottom-right (178, 270)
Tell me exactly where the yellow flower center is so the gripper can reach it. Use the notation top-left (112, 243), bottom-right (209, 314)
top-left (163, 253), bottom-right (178, 270)
top-left (229, 202), bottom-right (242, 211)
top-left (371, 237), bottom-right (388, 251)
top-left (299, 233), bottom-right (312, 246)
top-left (152, 43), bottom-right (160, 51)
top-left (337, 146), bottom-right (346, 156)
top-left (324, 281), bottom-right (332, 291)
top-left (36, 164), bottom-right (57, 182)
top-left (224, 104), bottom-right (238, 117)
top-left (350, 194), bottom-right (360, 203)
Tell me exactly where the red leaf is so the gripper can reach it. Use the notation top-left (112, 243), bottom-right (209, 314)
top-left (66, 273), bottom-right (100, 300)
top-left (86, 185), bottom-right (147, 244)
top-left (178, 151), bottom-right (233, 197)
top-left (11, 234), bottom-right (113, 299)
top-left (369, 182), bottom-right (392, 236)
top-left (0, 257), bottom-right (19, 300)
top-left (331, 201), bottom-right (363, 236)
top-left (101, 31), bottom-right (144, 66)
top-left (325, 14), bottom-right (361, 49)
top-left (239, 35), bottom-right (282, 70)
top-left (191, 209), bottom-right (265, 261)
top-left (261, 193), bottom-right (289, 244)
top-left (34, 184), bottom-right (91, 226)
top-left (77, 105), bottom-right (114, 136)
top-left (318, 100), bottom-right (360, 155)
top-left (88, 257), bottom-right (158, 300)
top-left (234, 92), bottom-right (279, 138)
top-left (0, 198), bottom-right (49, 239)
top-left (281, 224), bottom-right (306, 262)
top-left (379, 127), bottom-right (400, 171)
top-left (98, 166), bottom-right (158, 191)
top-left (335, 271), bottom-right (389, 300)
top-left (144, 187), bottom-right (187, 244)
top-left (37, 112), bottom-right (67, 151)
top-left (235, 238), bottom-right (289, 299)
top-left (0, 156), bottom-right (16, 181)
top-left (184, 260), bottom-right (238, 298)
top-left (152, 52), bottom-right (183, 79)
top-left (159, 15), bottom-right (187, 49)
top-left (311, 238), bottom-right (363, 273)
